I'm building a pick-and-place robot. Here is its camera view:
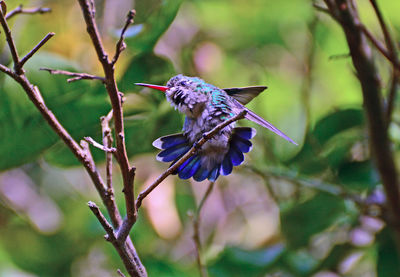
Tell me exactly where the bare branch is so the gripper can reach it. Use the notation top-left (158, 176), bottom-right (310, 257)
top-left (323, 0), bottom-right (400, 232)
top-left (84, 136), bottom-right (116, 153)
top-left (135, 110), bottom-right (247, 210)
top-left (88, 201), bottom-right (117, 241)
top-left (101, 111), bottom-right (114, 192)
top-left (6, 4), bottom-right (51, 20)
top-left (192, 181), bottom-right (214, 277)
top-left (112, 10), bottom-right (136, 65)
top-left (0, 2), bottom-right (21, 73)
top-left (77, 0), bottom-right (135, 228)
top-left (40, 68), bottom-right (105, 83)
top-left (19, 32), bottom-right (55, 69)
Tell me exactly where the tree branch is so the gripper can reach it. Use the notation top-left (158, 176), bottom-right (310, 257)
top-left (19, 32), bottom-right (55, 69)
top-left (112, 10), bottom-right (135, 65)
top-left (323, 0), bottom-right (400, 229)
top-left (5, 4), bottom-right (51, 20)
top-left (77, 0), bottom-right (136, 229)
top-left (40, 68), bottom-right (106, 83)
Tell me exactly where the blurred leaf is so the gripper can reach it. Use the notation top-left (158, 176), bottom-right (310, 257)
top-left (280, 192), bottom-right (345, 249)
top-left (119, 52), bottom-right (175, 92)
top-left (377, 227), bottom-right (400, 277)
top-left (338, 161), bottom-right (379, 191)
top-left (312, 243), bottom-right (353, 273)
top-left (288, 109), bottom-right (364, 174)
top-left (281, 250), bottom-right (318, 276)
top-left (209, 244), bottom-right (285, 277)
top-left (125, 0), bottom-right (183, 52)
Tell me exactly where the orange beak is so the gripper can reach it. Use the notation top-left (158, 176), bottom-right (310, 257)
top-left (135, 83), bottom-right (168, 92)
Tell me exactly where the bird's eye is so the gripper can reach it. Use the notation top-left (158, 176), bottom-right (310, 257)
top-left (179, 80), bottom-right (187, 87)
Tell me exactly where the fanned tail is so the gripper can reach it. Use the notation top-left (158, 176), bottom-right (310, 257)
top-left (152, 127), bottom-right (256, 182)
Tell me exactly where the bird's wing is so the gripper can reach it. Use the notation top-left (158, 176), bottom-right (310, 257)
top-left (232, 99), bottom-right (297, 145)
top-left (223, 86), bottom-right (267, 105)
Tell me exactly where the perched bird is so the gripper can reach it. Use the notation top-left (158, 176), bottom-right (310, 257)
top-left (135, 75), bottom-right (296, 182)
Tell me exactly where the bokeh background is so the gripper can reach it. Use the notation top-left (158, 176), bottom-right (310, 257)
top-left (1, 0), bottom-right (400, 276)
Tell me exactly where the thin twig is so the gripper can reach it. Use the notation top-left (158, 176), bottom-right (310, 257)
top-left (0, 2), bottom-right (21, 73)
top-left (88, 201), bottom-right (117, 241)
top-left (117, 269), bottom-right (127, 277)
top-left (112, 10), bottom-right (136, 65)
top-left (368, 0), bottom-right (400, 126)
top-left (192, 181), bottom-right (214, 277)
top-left (19, 33), bottom-right (55, 69)
top-left (6, 4), bottom-right (51, 20)
top-left (101, 110), bottom-right (114, 191)
top-left (40, 68), bottom-right (105, 83)
top-left (135, 110), bottom-right (247, 210)
top-left (84, 136), bottom-right (116, 153)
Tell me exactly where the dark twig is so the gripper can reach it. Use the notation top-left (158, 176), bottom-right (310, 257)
top-left (40, 68), bottom-right (106, 83)
top-left (88, 202), bottom-right (141, 277)
top-left (192, 181), bottom-right (214, 277)
top-left (112, 10), bottom-right (136, 65)
top-left (135, 110), bottom-right (247, 210)
top-left (5, 4), bottom-right (51, 20)
top-left (84, 136), bottom-right (116, 153)
top-left (88, 201), bottom-right (117, 241)
top-left (0, 2), bottom-right (21, 73)
top-left (358, 25), bottom-right (392, 66)
top-left (323, 0), bottom-right (400, 236)
top-left (19, 33), bottom-right (55, 70)
top-left (368, 0), bottom-right (400, 126)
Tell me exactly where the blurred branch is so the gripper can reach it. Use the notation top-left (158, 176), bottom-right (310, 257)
top-left (192, 181), bottom-right (214, 277)
top-left (322, 0), bottom-right (400, 235)
top-left (117, 269), bottom-right (127, 277)
top-left (247, 166), bottom-right (365, 205)
top-left (112, 10), bottom-right (135, 65)
top-left (40, 68), bottom-right (106, 83)
top-left (5, 4), bottom-right (51, 20)
top-left (135, 110), bottom-right (248, 210)
top-left (368, 0), bottom-right (400, 126)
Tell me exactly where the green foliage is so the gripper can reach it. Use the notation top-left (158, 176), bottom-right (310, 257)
top-left (280, 192), bottom-right (345, 249)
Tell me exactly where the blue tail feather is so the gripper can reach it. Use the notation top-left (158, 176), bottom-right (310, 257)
top-left (233, 127), bottom-right (256, 140)
top-left (153, 127), bottom-right (256, 181)
top-left (179, 156), bottom-right (201, 179)
top-left (231, 134), bottom-right (253, 153)
top-left (153, 133), bottom-right (188, 150)
top-left (221, 155), bottom-right (233, 175)
top-left (208, 165), bottom-right (221, 181)
top-left (194, 167), bottom-right (210, 182)
top-left (157, 144), bottom-right (190, 162)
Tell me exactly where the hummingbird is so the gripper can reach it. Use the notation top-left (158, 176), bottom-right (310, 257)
top-left (135, 75), bottom-right (296, 182)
